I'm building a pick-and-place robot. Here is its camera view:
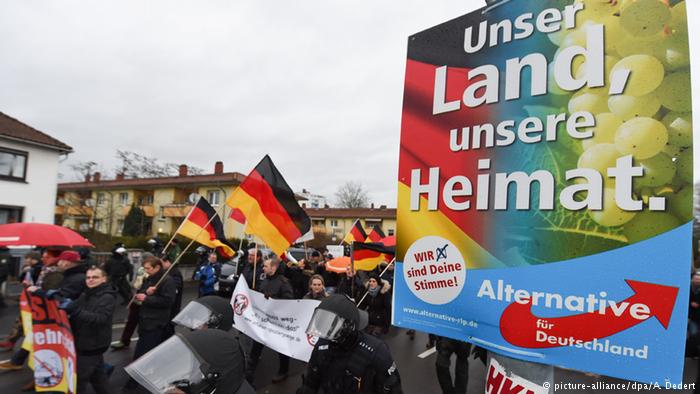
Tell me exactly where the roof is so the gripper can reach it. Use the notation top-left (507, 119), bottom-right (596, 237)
top-left (304, 207), bottom-right (396, 219)
top-left (0, 112), bottom-right (73, 152)
top-left (58, 172), bottom-right (246, 191)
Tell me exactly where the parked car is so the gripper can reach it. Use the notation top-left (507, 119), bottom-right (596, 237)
top-left (285, 247), bottom-right (318, 262)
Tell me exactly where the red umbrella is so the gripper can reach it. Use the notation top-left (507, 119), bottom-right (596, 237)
top-left (325, 256), bottom-right (351, 274)
top-left (0, 223), bottom-right (93, 247)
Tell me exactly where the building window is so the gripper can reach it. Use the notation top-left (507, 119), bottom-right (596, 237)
top-left (207, 190), bottom-right (220, 205)
top-left (94, 219), bottom-right (103, 232)
top-left (388, 229), bottom-right (394, 236)
top-left (117, 219), bottom-right (124, 234)
top-left (119, 192), bottom-right (128, 205)
top-left (0, 147), bottom-right (28, 181)
top-left (96, 193), bottom-right (105, 205)
top-left (138, 195), bottom-right (154, 205)
top-left (329, 219), bottom-right (338, 227)
top-left (0, 205), bottom-right (23, 224)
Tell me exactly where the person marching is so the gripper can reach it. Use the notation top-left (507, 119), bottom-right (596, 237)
top-left (124, 256), bottom-right (176, 391)
top-left (303, 274), bottom-right (329, 300)
top-left (61, 266), bottom-right (116, 394)
top-left (245, 256), bottom-right (293, 385)
top-left (105, 246), bottom-right (133, 305)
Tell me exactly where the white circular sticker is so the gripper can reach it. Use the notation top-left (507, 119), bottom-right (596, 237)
top-left (403, 236), bottom-right (466, 305)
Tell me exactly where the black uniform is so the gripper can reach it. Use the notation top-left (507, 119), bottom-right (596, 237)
top-left (105, 254), bottom-right (132, 304)
top-left (300, 332), bottom-right (402, 394)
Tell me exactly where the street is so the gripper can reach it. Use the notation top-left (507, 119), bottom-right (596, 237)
top-left (0, 280), bottom-right (697, 393)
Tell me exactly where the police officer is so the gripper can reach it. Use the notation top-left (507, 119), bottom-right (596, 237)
top-left (299, 294), bottom-right (403, 394)
top-left (105, 246), bottom-right (133, 305)
top-left (172, 295), bottom-right (234, 331)
top-left (125, 329), bottom-right (254, 394)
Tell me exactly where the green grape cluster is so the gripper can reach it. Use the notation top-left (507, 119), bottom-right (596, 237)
top-left (557, 0), bottom-right (692, 243)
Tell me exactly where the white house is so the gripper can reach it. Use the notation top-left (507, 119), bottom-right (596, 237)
top-left (0, 112), bottom-right (72, 224)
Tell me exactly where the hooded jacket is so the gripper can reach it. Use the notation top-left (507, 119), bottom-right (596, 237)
top-left (67, 282), bottom-right (117, 355)
top-left (362, 279), bottom-right (392, 328)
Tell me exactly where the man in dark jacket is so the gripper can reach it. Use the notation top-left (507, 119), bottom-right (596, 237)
top-left (246, 256), bottom-right (294, 385)
top-left (126, 256), bottom-right (176, 391)
top-left (242, 247), bottom-right (264, 291)
top-left (105, 246), bottom-right (133, 305)
top-left (133, 257), bottom-right (176, 357)
top-left (62, 266), bottom-right (116, 394)
top-left (56, 250), bottom-right (87, 300)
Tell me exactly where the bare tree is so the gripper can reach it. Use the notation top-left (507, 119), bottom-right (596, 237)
top-left (335, 181), bottom-right (370, 208)
top-left (69, 161), bottom-right (100, 181)
top-left (115, 150), bottom-right (204, 178)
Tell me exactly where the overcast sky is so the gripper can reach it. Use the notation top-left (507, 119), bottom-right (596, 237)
top-left (0, 1), bottom-right (698, 208)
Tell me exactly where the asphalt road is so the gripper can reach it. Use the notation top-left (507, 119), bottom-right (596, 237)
top-left (0, 281), bottom-right (698, 393)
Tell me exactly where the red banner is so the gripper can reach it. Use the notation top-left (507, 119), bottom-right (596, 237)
top-left (20, 290), bottom-right (77, 393)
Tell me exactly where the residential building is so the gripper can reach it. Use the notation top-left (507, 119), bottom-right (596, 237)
top-left (56, 162), bottom-right (247, 237)
top-left (304, 205), bottom-right (396, 242)
top-left (0, 112), bottom-right (72, 224)
top-left (56, 161), bottom-right (396, 244)
top-left (298, 189), bottom-right (328, 209)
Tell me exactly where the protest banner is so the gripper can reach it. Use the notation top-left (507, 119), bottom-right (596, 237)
top-left (393, 0), bottom-right (692, 384)
top-left (20, 290), bottom-right (77, 393)
top-left (326, 245), bottom-right (345, 258)
top-left (231, 278), bottom-right (320, 362)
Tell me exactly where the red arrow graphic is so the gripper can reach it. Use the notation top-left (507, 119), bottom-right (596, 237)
top-left (499, 280), bottom-right (679, 348)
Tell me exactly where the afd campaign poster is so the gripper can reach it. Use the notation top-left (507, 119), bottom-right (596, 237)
top-left (393, 0), bottom-right (692, 384)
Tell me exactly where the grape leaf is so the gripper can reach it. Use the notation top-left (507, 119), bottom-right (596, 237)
top-left (494, 105), bottom-right (629, 264)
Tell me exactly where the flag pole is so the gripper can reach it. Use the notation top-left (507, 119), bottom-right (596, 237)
top-left (160, 196), bottom-right (201, 257)
top-left (356, 257), bottom-right (395, 308)
top-left (252, 243), bottom-right (259, 290)
top-left (128, 203), bottom-right (223, 308)
top-left (339, 218), bottom-right (359, 246)
top-left (350, 242), bottom-right (355, 297)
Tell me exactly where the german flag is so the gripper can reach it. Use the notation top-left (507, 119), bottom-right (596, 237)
top-left (365, 225), bottom-right (386, 243)
top-left (177, 197), bottom-right (235, 258)
top-left (342, 219), bottom-right (367, 244)
top-left (225, 155), bottom-right (311, 255)
top-left (352, 241), bottom-right (395, 271)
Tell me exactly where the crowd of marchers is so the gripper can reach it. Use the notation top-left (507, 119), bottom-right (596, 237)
top-left (0, 241), bottom-right (481, 394)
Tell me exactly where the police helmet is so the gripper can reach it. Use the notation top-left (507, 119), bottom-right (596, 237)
top-left (173, 296), bottom-right (234, 331)
top-left (306, 294), bottom-right (368, 342)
